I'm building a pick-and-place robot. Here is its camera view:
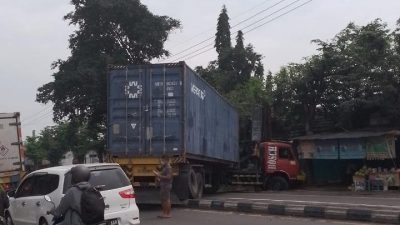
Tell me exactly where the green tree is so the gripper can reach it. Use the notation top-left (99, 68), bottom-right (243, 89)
top-left (39, 127), bottom-right (60, 166)
top-left (270, 18), bottom-right (400, 137)
top-left (215, 5), bottom-right (232, 71)
top-left (197, 5), bottom-right (267, 146)
top-left (25, 136), bottom-right (46, 169)
top-left (36, 0), bottom-right (180, 154)
top-left (315, 19), bottom-right (395, 129)
top-left (231, 31), bottom-right (246, 84)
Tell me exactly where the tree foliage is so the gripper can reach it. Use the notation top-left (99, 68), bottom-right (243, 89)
top-left (215, 5), bottom-right (232, 71)
top-left (25, 124), bottom-right (70, 167)
top-left (199, 6), bottom-right (265, 94)
top-left (271, 19), bottom-right (400, 137)
top-left (197, 5), bottom-right (268, 146)
top-left (36, 0), bottom-right (180, 155)
top-left (24, 121), bottom-right (104, 167)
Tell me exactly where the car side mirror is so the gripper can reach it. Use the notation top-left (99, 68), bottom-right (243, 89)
top-left (7, 190), bottom-right (16, 198)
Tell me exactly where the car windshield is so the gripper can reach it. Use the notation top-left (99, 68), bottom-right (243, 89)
top-left (63, 167), bottom-right (130, 193)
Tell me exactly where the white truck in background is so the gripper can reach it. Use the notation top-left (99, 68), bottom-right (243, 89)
top-left (0, 113), bottom-right (25, 190)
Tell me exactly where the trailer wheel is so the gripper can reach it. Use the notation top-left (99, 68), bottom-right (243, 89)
top-left (268, 176), bottom-right (289, 191)
top-left (188, 168), bottom-right (199, 199)
top-left (196, 173), bottom-right (204, 199)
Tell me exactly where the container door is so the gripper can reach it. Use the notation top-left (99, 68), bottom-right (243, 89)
top-left (108, 68), bottom-right (146, 155)
top-left (146, 66), bottom-right (183, 155)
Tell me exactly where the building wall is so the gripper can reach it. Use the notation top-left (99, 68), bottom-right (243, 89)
top-left (60, 151), bottom-right (99, 166)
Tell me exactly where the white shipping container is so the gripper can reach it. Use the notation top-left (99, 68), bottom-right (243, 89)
top-left (0, 113), bottom-right (23, 172)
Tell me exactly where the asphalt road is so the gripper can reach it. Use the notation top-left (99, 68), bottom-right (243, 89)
top-left (204, 190), bottom-right (400, 210)
top-left (139, 207), bottom-right (380, 225)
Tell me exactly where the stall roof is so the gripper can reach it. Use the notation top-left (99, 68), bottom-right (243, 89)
top-left (294, 130), bottom-right (400, 140)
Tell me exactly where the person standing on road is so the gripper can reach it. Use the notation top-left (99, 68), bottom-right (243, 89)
top-left (154, 155), bottom-right (173, 218)
top-left (50, 165), bottom-right (91, 225)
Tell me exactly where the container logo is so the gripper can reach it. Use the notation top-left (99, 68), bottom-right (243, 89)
top-left (125, 81), bottom-right (143, 99)
top-left (191, 83), bottom-right (206, 100)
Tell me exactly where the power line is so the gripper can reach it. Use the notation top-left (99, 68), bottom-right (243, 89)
top-left (21, 105), bottom-right (53, 123)
top-left (230, 0), bottom-right (302, 37)
top-left (232, 0), bottom-right (274, 19)
top-left (175, 0), bottom-right (313, 62)
top-left (163, 0), bottom-right (289, 62)
top-left (244, 0), bottom-right (313, 34)
top-left (184, 46), bottom-right (216, 61)
top-left (168, 0), bottom-right (274, 50)
top-left (171, 43), bottom-right (214, 62)
top-left (23, 111), bottom-right (53, 127)
top-left (167, 0), bottom-right (303, 62)
top-left (231, 0), bottom-right (288, 30)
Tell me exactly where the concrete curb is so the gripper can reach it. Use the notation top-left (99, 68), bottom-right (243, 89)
top-left (185, 199), bottom-right (400, 224)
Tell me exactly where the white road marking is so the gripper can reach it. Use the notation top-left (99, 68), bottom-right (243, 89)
top-left (182, 209), bottom-right (378, 225)
top-left (227, 197), bottom-right (400, 210)
top-left (221, 192), bottom-right (400, 200)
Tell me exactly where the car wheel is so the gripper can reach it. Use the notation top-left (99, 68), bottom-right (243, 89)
top-left (5, 214), bottom-right (14, 225)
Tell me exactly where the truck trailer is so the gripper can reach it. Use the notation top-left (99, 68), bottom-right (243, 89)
top-left (0, 113), bottom-right (25, 190)
top-left (107, 62), bottom-right (303, 202)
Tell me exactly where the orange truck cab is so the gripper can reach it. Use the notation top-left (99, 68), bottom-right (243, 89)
top-left (229, 140), bottom-right (304, 191)
top-left (261, 141), bottom-right (304, 190)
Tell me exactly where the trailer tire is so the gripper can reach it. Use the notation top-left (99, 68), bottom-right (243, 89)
top-left (188, 169), bottom-right (199, 199)
top-left (268, 176), bottom-right (289, 191)
top-left (196, 173), bottom-right (204, 199)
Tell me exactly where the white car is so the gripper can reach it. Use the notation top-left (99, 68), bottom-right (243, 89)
top-left (5, 163), bottom-right (140, 225)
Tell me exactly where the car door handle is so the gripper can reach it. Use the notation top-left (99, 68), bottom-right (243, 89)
top-left (22, 202), bottom-right (26, 206)
top-left (36, 201), bottom-right (41, 207)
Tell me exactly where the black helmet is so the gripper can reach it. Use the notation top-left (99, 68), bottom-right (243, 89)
top-left (71, 165), bottom-right (90, 184)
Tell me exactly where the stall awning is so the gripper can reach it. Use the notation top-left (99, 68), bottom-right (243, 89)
top-left (294, 130), bottom-right (400, 140)
top-left (295, 130), bottom-right (399, 160)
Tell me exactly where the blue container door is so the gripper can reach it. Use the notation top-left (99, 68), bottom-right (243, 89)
top-left (147, 66), bottom-right (183, 155)
top-left (108, 68), bottom-right (146, 155)
top-left (108, 65), bottom-right (183, 156)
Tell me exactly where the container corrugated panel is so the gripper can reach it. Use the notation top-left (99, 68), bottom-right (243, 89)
top-left (184, 66), bottom-right (239, 162)
top-left (107, 62), bottom-right (239, 163)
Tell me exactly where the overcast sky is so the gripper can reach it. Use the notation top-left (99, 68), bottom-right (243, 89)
top-left (1, 0), bottom-right (399, 139)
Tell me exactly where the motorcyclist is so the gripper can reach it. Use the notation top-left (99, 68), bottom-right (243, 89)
top-left (49, 165), bottom-right (91, 225)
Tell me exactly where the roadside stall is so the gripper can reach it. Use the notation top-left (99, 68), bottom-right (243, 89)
top-left (295, 130), bottom-right (400, 190)
top-left (352, 135), bottom-right (399, 191)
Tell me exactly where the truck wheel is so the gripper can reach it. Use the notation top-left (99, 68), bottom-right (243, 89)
top-left (188, 169), bottom-right (199, 199)
top-left (268, 176), bottom-right (289, 191)
top-left (196, 173), bottom-right (204, 198)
